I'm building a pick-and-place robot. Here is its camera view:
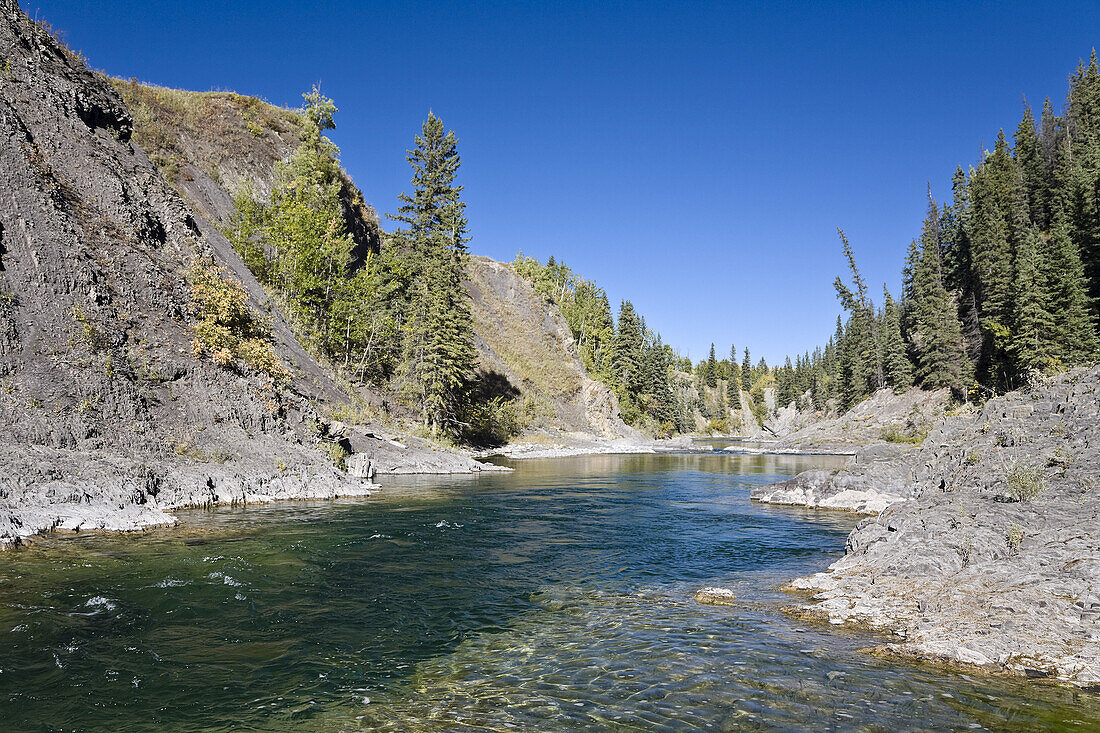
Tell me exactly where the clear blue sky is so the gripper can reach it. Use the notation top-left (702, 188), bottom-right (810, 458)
top-left (21, 1), bottom-right (1100, 364)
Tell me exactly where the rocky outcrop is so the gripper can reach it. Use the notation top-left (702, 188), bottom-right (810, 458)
top-left (751, 442), bottom-right (920, 512)
top-left (0, 442), bottom-right (375, 548)
top-left (778, 367), bottom-right (1100, 686)
top-left (774, 386), bottom-right (951, 452)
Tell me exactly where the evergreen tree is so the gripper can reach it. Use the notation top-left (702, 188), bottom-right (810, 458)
top-left (741, 347), bottom-right (752, 393)
top-left (881, 286), bottom-right (913, 392)
top-left (1039, 97), bottom-right (1062, 171)
top-left (705, 343), bottom-right (718, 388)
top-left (1065, 51), bottom-right (1100, 313)
top-left (908, 197), bottom-right (973, 396)
top-left (389, 112), bottom-right (476, 431)
top-left (1046, 211), bottom-right (1100, 363)
top-left (777, 356), bottom-right (797, 406)
top-left (611, 301), bottom-right (645, 392)
top-left (727, 344), bottom-right (741, 409)
top-left (1015, 101), bottom-right (1051, 228)
top-left (642, 334), bottom-right (677, 425)
top-left (833, 230), bottom-right (878, 407)
top-left (966, 132), bottom-right (1018, 385)
top-left (1010, 220), bottom-right (1058, 372)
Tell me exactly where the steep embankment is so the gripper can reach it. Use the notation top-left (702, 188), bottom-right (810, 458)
top-left (774, 367), bottom-right (1100, 686)
top-left (465, 256), bottom-right (636, 442)
top-left (0, 3), bottom-right (495, 547)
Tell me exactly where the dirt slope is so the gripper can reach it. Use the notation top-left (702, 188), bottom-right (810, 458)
top-left (465, 256), bottom-right (635, 439)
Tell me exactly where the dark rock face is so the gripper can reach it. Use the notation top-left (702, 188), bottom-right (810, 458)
top-left (1, 2), bottom-right (211, 452)
top-left (784, 366), bottom-right (1100, 686)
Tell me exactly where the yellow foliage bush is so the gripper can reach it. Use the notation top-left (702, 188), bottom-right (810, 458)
top-left (189, 264), bottom-right (288, 383)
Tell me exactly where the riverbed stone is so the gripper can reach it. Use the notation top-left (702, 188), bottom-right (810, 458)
top-left (693, 587), bottom-right (737, 605)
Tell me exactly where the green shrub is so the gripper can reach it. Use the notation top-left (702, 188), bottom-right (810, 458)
top-left (1006, 461), bottom-right (1045, 502)
top-left (460, 394), bottom-right (526, 447)
top-left (881, 425), bottom-right (927, 444)
top-left (706, 417), bottom-right (729, 434)
top-left (318, 440), bottom-right (350, 471)
top-left (1005, 523), bottom-right (1025, 553)
top-left (71, 303), bottom-right (106, 351)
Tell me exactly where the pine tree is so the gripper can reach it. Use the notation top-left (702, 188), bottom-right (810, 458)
top-left (727, 344), bottom-right (741, 409)
top-left (705, 343), bottom-right (718, 388)
top-left (1015, 101), bottom-right (1051, 228)
top-left (777, 356), bottom-right (797, 406)
top-left (833, 230), bottom-right (877, 407)
top-left (1047, 211), bottom-right (1100, 363)
top-left (642, 334), bottom-right (676, 425)
top-left (611, 301), bottom-right (645, 392)
top-left (966, 132), bottom-right (1018, 386)
top-left (741, 347), bottom-right (752, 393)
top-left (908, 197), bottom-right (973, 396)
top-left (881, 286), bottom-right (913, 392)
top-left (1039, 97), bottom-right (1062, 171)
top-left (1065, 51), bottom-right (1100, 315)
top-left (1010, 220), bottom-right (1058, 373)
top-left (389, 112), bottom-right (475, 431)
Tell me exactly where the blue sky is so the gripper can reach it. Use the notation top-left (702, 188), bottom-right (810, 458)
top-left (21, 1), bottom-right (1100, 364)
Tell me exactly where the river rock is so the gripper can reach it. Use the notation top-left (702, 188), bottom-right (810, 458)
top-left (693, 587), bottom-right (737, 605)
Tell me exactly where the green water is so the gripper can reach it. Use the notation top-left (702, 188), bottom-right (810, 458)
top-left (1, 452), bottom-right (1097, 732)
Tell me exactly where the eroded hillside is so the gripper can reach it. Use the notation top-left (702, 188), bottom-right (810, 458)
top-left (115, 78), bottom-right (634, 443)
top-left (0, 1), bottom-right (393, 545)
top-left (0, 1), bottom-right (507, 546)
top-left (466, 256), bottom-right (635, 439)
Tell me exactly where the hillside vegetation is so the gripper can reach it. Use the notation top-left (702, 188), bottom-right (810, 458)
top-left (114, 80), bottom-right (641, 446)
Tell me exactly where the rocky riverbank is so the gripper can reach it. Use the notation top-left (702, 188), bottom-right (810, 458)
top-left (761, 366), bottom-right (1100, 686)
top-left (475, 433), bottom-right (697, 460)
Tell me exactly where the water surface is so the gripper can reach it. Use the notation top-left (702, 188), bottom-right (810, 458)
top-left (1, 452), bottom-right (1097, 731)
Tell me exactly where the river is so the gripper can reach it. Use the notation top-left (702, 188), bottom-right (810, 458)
top-left (0, 452), bottom-right (1096, 731)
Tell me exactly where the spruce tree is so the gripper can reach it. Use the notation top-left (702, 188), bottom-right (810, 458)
top-left (705, 343), bottom-right (718, 388)
top-left (1010, 220), bottom-right (1058, 373)
top-left (1065, 52), bottom-right (1100, 315)
top-left (611, 301), bottom-right (645, 393)
top-left (642, 334), bottom-right (676, 424)
top-left (389, 112), bottom-right (476, 432)
top-left (1047, 211), bottom-right (1100, 363)
top-left (881, 286), bottom-right (913, 392)
top-left (966, 133), bottom-right (1018, 386)
top-left (1015, 102), bottom-right (1050, 227)
top-left (727, 344), bottom-right (741, 409)
top-left (908, 197), bottom-right (973, 396)
top-left (833, 230), bottom-right (877, 406)
top-left (741, 347), bottom-right (752, 393)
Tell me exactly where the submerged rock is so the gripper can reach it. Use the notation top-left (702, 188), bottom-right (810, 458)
top-left (693, 587), bottom-right (737, 605)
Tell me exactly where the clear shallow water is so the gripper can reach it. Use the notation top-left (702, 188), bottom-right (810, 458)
top-left (1, 452), bottom-right (1098, 732)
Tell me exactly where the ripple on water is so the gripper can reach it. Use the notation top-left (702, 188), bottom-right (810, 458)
top-left (0, 452), bottom-right (1095, 732)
